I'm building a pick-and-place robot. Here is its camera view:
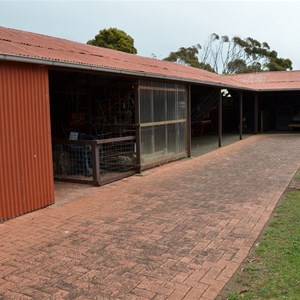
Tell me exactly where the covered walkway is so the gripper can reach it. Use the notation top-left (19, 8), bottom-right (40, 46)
top-left (1, 134), bottom-right (300, 299)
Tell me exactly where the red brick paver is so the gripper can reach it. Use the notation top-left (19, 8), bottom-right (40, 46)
top-left (1, 134), bottom-right (300, 300)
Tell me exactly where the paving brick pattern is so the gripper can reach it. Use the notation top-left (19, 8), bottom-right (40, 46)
top-left (1, 134), bottom-right (300, 300)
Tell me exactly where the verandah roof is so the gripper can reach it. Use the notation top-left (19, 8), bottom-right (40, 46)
top-left (0, 26), bottom-right (299, 92)
top-left (0, 26), bottom-right (250, 90)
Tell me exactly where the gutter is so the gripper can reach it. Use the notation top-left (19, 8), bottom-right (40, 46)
top-left (0, 53), bottom-right (255, 92)
top-left (255, 88), bottom-right (300, 92)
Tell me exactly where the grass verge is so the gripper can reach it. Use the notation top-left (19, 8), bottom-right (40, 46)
top-left (218, 188), bottom-right (300, 300)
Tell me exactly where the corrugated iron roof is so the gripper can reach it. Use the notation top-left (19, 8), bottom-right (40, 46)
top-left (0, 26), bottom-right (251, 90)
top-left (229, 71), bottom-right (300, 91)
top-left (1, 26), bottom-right (299, 92)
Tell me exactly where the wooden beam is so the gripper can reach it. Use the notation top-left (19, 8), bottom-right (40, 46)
top-left (135, 81), bottom-right (142, 173)
top-left (218, 91), bottom-right (222, 147)
top-left (187, 85), bottom-right (192, 157)
top-left (140, 119), bottom-right (186, 128)
top-left (254, 93), bottom-right (258, 134)
top-left (92, 144), bottom-right (100, 186)
top-left (239, 92), bottom-right (243, 140)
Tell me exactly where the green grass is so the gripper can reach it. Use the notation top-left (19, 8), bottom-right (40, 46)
top-left (222, 190), bottom-right (300, 300)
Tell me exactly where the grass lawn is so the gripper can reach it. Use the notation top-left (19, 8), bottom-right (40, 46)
top-left (218, 184), bottom-right (300, 299)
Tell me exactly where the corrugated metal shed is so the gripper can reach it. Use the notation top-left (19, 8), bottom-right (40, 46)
top-left (0, 25), bottom-right (299, 221)
top-left (0, 26), bottom-right (251, 90)
top-left (0, 61), bottom-right (54, 220)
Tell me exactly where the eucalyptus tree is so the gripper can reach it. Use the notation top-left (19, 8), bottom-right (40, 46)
top-left (164, 33), bottom-right (293, 74)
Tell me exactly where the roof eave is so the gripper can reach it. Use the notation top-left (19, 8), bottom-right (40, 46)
top-left (257, 88), bottom-right (300, 92)
top-left (0, 53), bottom-right (255, 91)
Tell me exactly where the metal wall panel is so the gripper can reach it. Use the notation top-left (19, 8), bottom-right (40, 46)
top-left (0, 61), bottom-right (54, 221)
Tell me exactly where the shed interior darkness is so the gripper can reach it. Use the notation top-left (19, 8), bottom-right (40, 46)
top-left (260, 91), bottom-right (300, 131)
top-left (49, 69), bottom-right (138, 184)
top-left (49, 70), bottom-right (136, 140)
top-left (190, 86), bottom-right (256, 155)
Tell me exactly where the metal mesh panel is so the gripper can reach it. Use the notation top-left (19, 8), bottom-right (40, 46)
top-left (53, 137), bottom-right (136, 185)
top-left (178, 91), bottom-right (186, 119)
top-left (140, 90), bottom-right (153, 123)
top-left (154, 125), bottom-right (167, 153)
top-left (167, 91), bottom-right (176, 120)
top-left (141, 123), bottom-right (186, 163)
top-left (53, 143), bottom-right (94, 182)
top-left (153, 90), bottom-right (166, 122)
top-left (167, 123), bottom-right (176, 153)
top-left (139, 81), bottom-right (187, 164)
top-left (140, 82), bottom-right (187, 124)
top-left (141, 126), bottom-right (154, 156)
top-left (177, 123), bottom-right (186, 153)
top-left (100, 139), bottom-right (136, 181)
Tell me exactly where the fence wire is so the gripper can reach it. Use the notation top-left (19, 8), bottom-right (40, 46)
top-left (53, 137), bottom-right (136, 185)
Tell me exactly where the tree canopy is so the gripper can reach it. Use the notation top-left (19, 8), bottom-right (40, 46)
top-left (87, 28), bottom-right (137, 54)
top-left (164, 45), bottom-right (215, 72)
top-left (164, 34), bottom-right (293, 74)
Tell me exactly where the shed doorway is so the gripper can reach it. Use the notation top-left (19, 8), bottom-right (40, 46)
top-left (49, 69), bottom-right (138, 185)
top-left (190, 87), bottom-right (254, 157)
top-left (49, 72), bottom-right (190, 186)
top-left (259, 91), bottom-right (300, 132)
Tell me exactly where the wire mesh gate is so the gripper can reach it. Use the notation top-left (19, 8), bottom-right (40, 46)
top-left (53, 136), bottom-right (137, 185)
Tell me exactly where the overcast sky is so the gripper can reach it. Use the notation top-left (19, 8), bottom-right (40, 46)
top-left (1, 1), bottom-right (300, 69)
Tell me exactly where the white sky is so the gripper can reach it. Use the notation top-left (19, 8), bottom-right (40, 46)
top-left (1, 0), bottom-right (300, 69)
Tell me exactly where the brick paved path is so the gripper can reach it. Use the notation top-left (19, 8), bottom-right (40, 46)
top-left (1, 134), bottom-right (300, 300)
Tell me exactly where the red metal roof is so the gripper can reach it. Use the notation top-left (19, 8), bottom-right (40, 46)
top-left (229, 71), bottom-right (300, 91)
top-left (1, 26), bottom-right (299, 92)
top-left (0, 26), bottom-right (250, 90)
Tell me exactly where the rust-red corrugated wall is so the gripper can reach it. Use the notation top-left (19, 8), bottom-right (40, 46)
top-left (0, 61), bottom-right (54, 221)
